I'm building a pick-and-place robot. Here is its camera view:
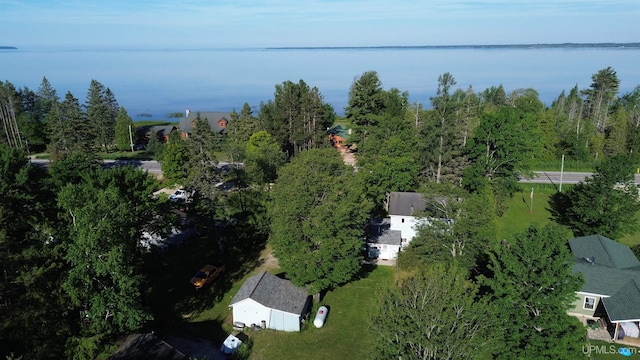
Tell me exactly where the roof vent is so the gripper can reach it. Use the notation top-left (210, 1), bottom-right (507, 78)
top-left (584, 256), bottom-right (595, 265)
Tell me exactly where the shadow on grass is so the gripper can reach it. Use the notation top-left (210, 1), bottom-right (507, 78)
top-left (142, 212), bottom-right (269, 342)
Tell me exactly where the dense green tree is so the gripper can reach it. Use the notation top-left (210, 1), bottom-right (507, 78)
top-left (550, 154), bottom-right (640, 238)
top-left (0, 144), bottom-right (70, 359)
top-left (85, 80), bottom-right (106, 148)
top-left (47, 91), bottom-right (89, 159)
top-left (269, 148), bottom-right (373, 293)
top-left (227, 103), bottom-right (259, 146)
top-left (114, 107), bottom-right (134, 151)
top-left (480, 84), bottom-right (507, 111)
top-left (483, 223), bottom-right (585, 359)
top-left (582, 67), bottom-right (620, 133)
top-left (145, 130), bottom-right (166, 161)
top-left (344, 71), bottom-right (386, 144)
top-left (619, 85), bottom-right (640, 157)
top-left (357, 154), bottom-right (419, 215)
top-left (161, 138), bottom-right (190, 186)
top-left (184, 113), bottom-right (224, 205)
top-left (397, 185), bottom-right (497, 271)
top-left (48, 151), bottom-right (103, 189)
top-left (57, 167), bottom-right (155, 345)
top-left (463, 107), bottom-right (540, 199)
top-left (245, 130), bottom-right (286, 185)
top-left (371, 262), bottom-right (493, 360)
top-left (0, 81), bottom-right (24, 149)
top-left (260, 80), bottom-right (334, 157)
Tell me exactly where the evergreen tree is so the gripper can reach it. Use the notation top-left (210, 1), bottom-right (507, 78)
top-left (85, 79), bottom-right (116, 151)
top-left (47, 91), bottom-right (88, 159)
top-left (551, 154), bottom-right (640, 238)
top-left (345, 71), bottom-right (386, 144)
top-left (260, 80), bottom-right (334, 157)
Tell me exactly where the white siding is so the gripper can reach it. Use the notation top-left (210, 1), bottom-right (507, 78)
top-left (369, 243), bottom-right (401, 260)
top-left (232, 299), bottom-right (271, 328)
top-left (269, 309), bottom-right (301, 332)
top-left (390, 215), bottom-right (419, 243)
top-left (232, 298), bottom-right (303, 332)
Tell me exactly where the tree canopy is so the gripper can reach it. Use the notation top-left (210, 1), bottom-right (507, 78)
top-left (269, 148), bottom-right (372, 293)
top-left (371, 262), bottom-right (493, 360)
top-left (483, 223), bottom-right (585, 359)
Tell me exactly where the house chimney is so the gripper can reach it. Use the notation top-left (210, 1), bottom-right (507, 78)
top-left (186, 109), bottom-right (190, 117)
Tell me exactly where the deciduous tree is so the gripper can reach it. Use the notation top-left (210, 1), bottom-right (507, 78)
top-left (483, 223), bottom-right (585, 359)
top-left (371, 262), bottom-right (493, 360)
top-left (114, 107), bottom-right (134, 151)
top-left (269, 148), bottom-right (372, 293)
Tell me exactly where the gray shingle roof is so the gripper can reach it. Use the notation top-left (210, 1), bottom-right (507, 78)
top-left (570, 234), bottom-right (640, 322)
top-left (569, 234), bottom-right (640, 269)
top-left (230, 272), bottom-right (309, 316)
top-left (368, 218), bottom-right (402, 245)
top-left (602, 280), bottom-right (640, 322)
top-left (178, 111), bottom-right (231, 134)
top-left (387, 192), bottom-right (427, 216)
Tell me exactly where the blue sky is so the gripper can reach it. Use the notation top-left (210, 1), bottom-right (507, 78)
top-left (1, 0), bottom-right (638, 48)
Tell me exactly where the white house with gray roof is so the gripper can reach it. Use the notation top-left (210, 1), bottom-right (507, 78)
top-left (367, 218), bottom-right (402, 260)
top-left (387, 192), bottom-right (428, 245)
top-left (569, 234), bottom-right (640, 341)
top-left (229, 272), bottom-right (310, 332)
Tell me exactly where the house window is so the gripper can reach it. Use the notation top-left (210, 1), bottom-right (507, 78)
top-left (583, 296), bottom-right (596, 310)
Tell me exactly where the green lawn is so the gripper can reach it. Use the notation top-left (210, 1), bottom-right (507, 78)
top-left (248, 266), bottom-right (394, 360)
top-left (499, 185), bottom-right (640, 247)
top-left (172, 263), bottom-right (393, 360)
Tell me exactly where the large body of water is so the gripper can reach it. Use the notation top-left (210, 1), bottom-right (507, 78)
top-left (2, 46), bottom-right (640, 120)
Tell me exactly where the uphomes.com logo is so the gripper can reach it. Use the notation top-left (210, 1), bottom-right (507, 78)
top-left (582, 345), bottom-right (636, 356)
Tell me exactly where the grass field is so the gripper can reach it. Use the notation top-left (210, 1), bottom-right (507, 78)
top-left (500, 184), bottom-right (640, 247)
top-left (247, 266), bottom-right (393, 360)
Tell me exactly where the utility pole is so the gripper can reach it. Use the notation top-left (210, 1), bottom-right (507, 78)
top-left (128, 125), bottom-right (134, 152)
top-left (559, 154), bottom-right (565, 192)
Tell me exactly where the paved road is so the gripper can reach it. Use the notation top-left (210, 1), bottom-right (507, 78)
top-left (527, 171), bottom-right (640, 185)
top-left (31, 158), bottom-right (162, 174)
top-left (31, 159), bottom-right (238, 176)
top-left (30, 159), bottom-right (640, 185)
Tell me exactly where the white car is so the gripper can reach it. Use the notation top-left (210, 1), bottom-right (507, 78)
top-left (169, 189), bottom-right (189, 202)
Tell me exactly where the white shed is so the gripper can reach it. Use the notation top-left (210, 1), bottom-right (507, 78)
top-left (229, 272), bottom-right (310, 332)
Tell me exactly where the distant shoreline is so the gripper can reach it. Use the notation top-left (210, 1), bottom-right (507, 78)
top-left (0, 46), bottom-right (18, 50)
top-left (267, 43), bottom-right (640, 50)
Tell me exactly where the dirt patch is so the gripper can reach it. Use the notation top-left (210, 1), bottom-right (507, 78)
top-left (255, 244), bottom-right (279, 273)
top-left (340, 148), bottom-right (357, 166)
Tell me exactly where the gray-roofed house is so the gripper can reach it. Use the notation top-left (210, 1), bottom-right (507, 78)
top-left (386, 192), bottom-right (429, 244)
top-left (148, 125), bottom-right (178, 143)
top-left (568, 234), bottom-right (640, 341)
top-left (178, 109), bottom-right (231, 138)
top-left (366, 218), bottom-right (402, 260)
top-left (229, 272), bottom-right (311, 332)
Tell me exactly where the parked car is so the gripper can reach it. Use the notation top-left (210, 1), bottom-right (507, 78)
top-left (189, 264), bottom-right (226, 289)
top-left (169, 189), bottom-right (189, 202)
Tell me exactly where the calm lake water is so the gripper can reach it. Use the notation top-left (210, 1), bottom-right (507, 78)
top-left (2, 46), bottom-right (640, 119)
